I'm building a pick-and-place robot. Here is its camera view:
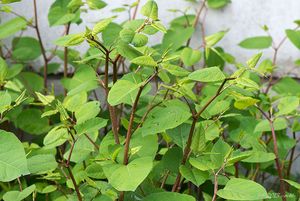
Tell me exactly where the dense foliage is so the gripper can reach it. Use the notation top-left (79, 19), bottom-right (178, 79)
top-left (0, 0), bottom-right (300, 200)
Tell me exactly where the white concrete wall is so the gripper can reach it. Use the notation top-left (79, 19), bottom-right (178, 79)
top-left (2, 0), bottom-right (300, 75)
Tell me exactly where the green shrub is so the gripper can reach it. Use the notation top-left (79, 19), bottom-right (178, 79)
top-left (0, 0), bottom-right (299, 201)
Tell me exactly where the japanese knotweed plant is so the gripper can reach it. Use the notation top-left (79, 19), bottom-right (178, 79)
top-left (0, 0), bottom-right (300, 201)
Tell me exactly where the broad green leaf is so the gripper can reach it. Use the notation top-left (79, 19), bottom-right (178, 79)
top-left (161, 147), bottom-right (182, 173)
top-left (181, 47), bottom-right (202, 66)
top-left (205, 30), bottom-right (228, 47)
top-left (108, 80), bottom-right (141, 106)
top-left (0, 54), bottom-right (8, 83)
top-left (36, 184), bottom-right (57, 194)
top-left (246, 52), bottom-right (263, 69)
top-left (276, 96), bottom-right (299, 116)
top-left (0, 91), bottom-right (11, 114)
top-left (239, 36), bottom-right (272, 49)
top-left (210, 139), bottom-right (231, 168)
top-left (217, 178), bottom-right (269, 200)
top-left (179, 165), bottom-right (208, 186)
top-left (54, 33), bottom-right (85, 46)
top-left (191, 124), bottom-right (206, 154)
top-left (0, 17), bottom-right (27, 39)
top-left (63, 92), bottom-right (87, 112)
top-left (92, 18), bottom-right (113, 35)
top-left (190, 156), bottom-right (216, 171)
top-left (67, 0), bottom-right (83, 11)
top-left (86, 163), bottom-right (106, 179)
top-left (3, 185), bottom-right (36, 201)
top-left (116, 41), bottom-right (143, 60)
top-left (64, 132), bottom-right (98, 163)
top-left (6, 64), bottom-right (23, 79)
top-left (18, 72), bottom-right (44, 92)
top-left (286, 29), bottom-right (300, 50)
top-left (242, 151), bottom-right (275, 163)
top-left (141, 0), bottom-right (158, 20)
top-left (119, 28), bottom-right (135, 43)
top-left (35, 92), bottom-right (55, 105)
top-left (87, 0), bottom-right (107, 10)
top-left (234, 97), bottom-right (259, 110)
top-left (188, 66), bottom-right (225, 82)
top-left (132, 33), bottom-right (148, 47)
top-left (142, 192), bottom-right (196, 201)
top-left (75, 101), bottom-right (100, 124)
top-left (254, 118), bottom-right (287, 132)
top-left (75, 117), bottom-right (108, 135)
top-left (16, 109), bottom-right (50, 135)
top-left (207, 0), bottom-right (230, 9)
top-left (48, 0), bottom-right (78, 26)
top-left (167, 123), bottom-right (190, 148)
top-left (162, 27), bottom-right (194, 51)
top-left (162, 63), bottom-right (190, 76)
top-left (44, 127), bottom-right (69, 148)
top-left (273, 77), bottom-right (300, 95)
top-left (0, 130), bottom-right (29, 182)
top-left (131, 55), bottom-right (157, 67)
top-left (1, 0), bottom-right (22, 3)
top-left (103, 157), bottom-right (153, 191)
top-left (283, 179), bottom-right (300, 190)
top-left (27, 154), bottom-right (57, 174)
top-left (138, 100), bottom-right (191, 136)
top-left (12, 37), bottom-right (42, 61)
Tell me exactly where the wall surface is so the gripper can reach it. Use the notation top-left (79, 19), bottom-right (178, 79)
top-left (2, 0), bottom-right (300, 75)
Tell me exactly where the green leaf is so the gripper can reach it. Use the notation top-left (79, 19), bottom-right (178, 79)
top-left (141, 0), bottom-right (158, 20)
top-left (207, 0), bottom-right (230, 9)
top-left (16, 109), bottom-right (50, 135)
top-left (254, 118), bottom-right (287, 132)
top-left (116, 41), bottom-right (143, 60)
top-left (3, 185), bottom-right (36, 201)
top-left (234, 97), bottom-right (259, 110)
top-left (239, 36), bottom-right (272, 49)
top-left (138, 100), bottom-right (191, 136)
top-left (205, 30), bottom-right (228, 47)
top-left (108, 80), bottom-right (141, 106)
top-left (86, 0), bottom-right (107, 10)
top-left (162, 27), bottom-right (194, 51)
top-left (75, 117), bottom-right (108, 136)
top-left (18, 72), bottom-right (44, 92)
top-left (131, 55), bottom-right (157, 67)
top-left (48, 0), bottom-right (77, 26)
top-left (179, 165), bottom-right (208, 186)
top-left (217, 178), bottom-right (269, 200)
top-left (35, 92), bottom-right (55, 105)
top-left (27, 154), bottom-right (57, 174)
top-left (181, 47), bottom-right (202, 66)
top-left (12, 37), bottom-right (42, 61)
top-left (0, 91), bottom-right (11, 114)
top-left (283, 179), bottom-right (300, 190)
top-left (103, 157), bottom-right (153, 191)
top-left (161, 63), bottom-right (190, 76)
top-left (75, 101), bottom-right (100, 124)
top-left (276, 96), bottom-right (299, 116)
top-left (167, 123), bottom-right (190, 149)
top-left (191, 124), bottom-right (206, 154)
top-left (54, 33), bottom-right (85, 47)
top-left (6, 64), bottom-right (23, 79)
top-left (188, 67), bottom-right (225, 82)
top-left (242, 151), bottom-right (275, 163)
top-left (0, 17), bottom-right (27, 39)
top-left (286, 29), bottom-right (300, 50)
top-left (1, 0), bottom-right (22, 3)
top-left (132, 33), bottom-right (148, 47)
top-left (119, 28), bottom-right (135, 43)
top-left (0, 130), bottom-right (29, 182)
top-left (43, 127), bottom-right (69, 148)
top-left (247, 52), bottom-right (263, 69)
top-left (142, 192), bottom-right (196, 201)
top-left (92, 18), bottom-right (113, 35)
top-left (211, 139), bottom-right (231, 168)
top-left (0, 57), bottom-right (8, 83)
